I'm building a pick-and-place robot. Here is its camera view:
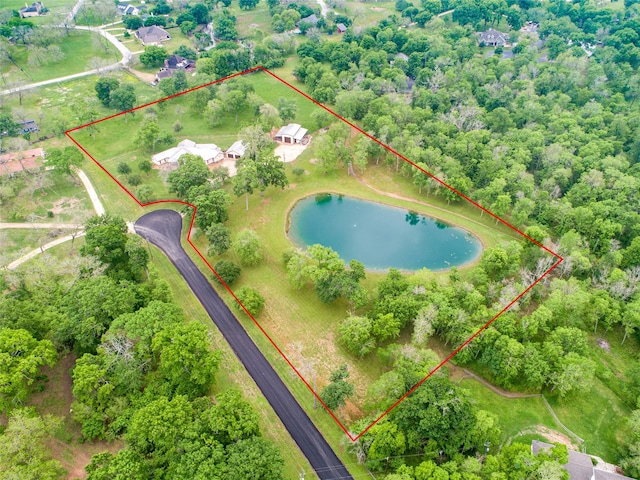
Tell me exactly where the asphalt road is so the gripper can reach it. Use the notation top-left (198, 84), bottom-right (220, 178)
top-left (134, 209), bottom-right (354, 480)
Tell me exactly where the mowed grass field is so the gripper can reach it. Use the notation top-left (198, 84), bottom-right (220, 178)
top-left (70, 70), bottom-right (321, 202)
top-left (1, 30), bottom-right (120, 84)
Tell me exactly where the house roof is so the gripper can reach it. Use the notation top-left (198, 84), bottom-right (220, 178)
top-left (156, 69), bottom-right (173, 80)
top-left (394, 52), bottom-right (409, 61)
top-left (226, 140), bottom-right (246, 156)
top-left (336, 22), bottom-right (347, 31)
top-left (480, 28), bottom-right (509, 44)
top-left (152, 139), bottom-right (222, 165)
top-left (532, 441), bottom-right (634, 480)
top-left (275, 123), bottom-right (307, 141)
top-left (136, 25), bottom-right (171, 44)
top-left (20, 2), bottom-right (43, 13)
top-left (18, 119), bottom-right (39, 131)
top-left (300, 14), bottom-right (319, 25)
top-left (165, 55), bottom-right (196, 70)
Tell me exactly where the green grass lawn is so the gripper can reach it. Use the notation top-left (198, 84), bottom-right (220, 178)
top-left (1, 30), bottom-right (120, 84)
top-left (2, 0), bottom-right (77, 24)
top-left (1, 72), bottom-right (161, 141)
top-left (546, 377), bottom-right (631, 461)
top-left (343, 0), bottom-right (398, 28)
top-left (234, 2), bottom-right (272, 40)
top-left (458, 378), bottom-right (558, 449)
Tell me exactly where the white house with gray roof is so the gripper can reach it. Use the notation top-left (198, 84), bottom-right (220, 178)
top-left (152, 139), bottom-right (223, 166)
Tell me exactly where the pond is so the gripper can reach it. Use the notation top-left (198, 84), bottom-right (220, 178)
top-left (287, 194), bottom-right (482, 271)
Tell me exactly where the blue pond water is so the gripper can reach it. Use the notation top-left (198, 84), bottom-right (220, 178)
top-left (288, 194), bottom-right (482, 271)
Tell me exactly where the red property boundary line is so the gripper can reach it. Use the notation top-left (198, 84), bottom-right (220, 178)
top-left (66, 66), bottom-right (563, 442)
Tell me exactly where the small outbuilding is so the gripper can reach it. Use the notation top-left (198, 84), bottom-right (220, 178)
top-left (274, 124), bottom-right (307, 144)
top-left (225, 140), bottom-right (246, 160)
top-left (336, 23), bottom-right (347, 33)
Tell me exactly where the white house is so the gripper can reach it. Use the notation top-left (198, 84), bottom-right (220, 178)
top-left (152, 139), bottom-right (224, 166)
top-left (225, 140), bottom-right (246, 159)
top-left (274, 124), bottom-right (308, 144)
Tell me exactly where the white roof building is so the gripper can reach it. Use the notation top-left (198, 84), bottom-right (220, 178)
top-left (152, 139), bottom-right (224, 166)
top-left (225, 140), bottom-right (246, 159)
top-left (274, 124), bottom-right (308, 144)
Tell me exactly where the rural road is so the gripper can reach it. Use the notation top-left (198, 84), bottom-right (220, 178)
top-left (134, 209), bottom-right (354, 480)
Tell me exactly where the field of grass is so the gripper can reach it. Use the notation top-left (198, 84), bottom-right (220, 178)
top-left (1, 30), bottom-right (120, 84)
top-left (546, 377), bottom-right (631, 461)
top-left (343, 0), bottom-right (398, 28)
top-left (458, 378), bottom-right (559, 448)
top-left (0, 169), bottom-right (94, 223)
top-left (70, 69), bottom-right (322, 201)
top-left (2, 0), bottom-right (77, 24)
top-left (235, 2), bottom-right (272, 40)
top-left (0, 228), bottom-right (79, 267)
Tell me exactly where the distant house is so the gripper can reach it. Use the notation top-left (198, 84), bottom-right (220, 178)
top-left (297, 14), bottom-right (319, 26)
top-left (225, 140), bottom-right (246, 160)
top-left (135, 25), bottom-right (171, 46)
top-left (336, 22), bottom-right (347, 33)
top-left (152, 139), bottom-right (224, 166)
top-left (117, 3), bottom-right (139, 15)
top-left (274, 124), bottom-right (308, 144)
top-left (394, 52), bottom-right (409, 62)
top-left (0, 148), bottom-right (44, 176)
top-left (19, 2), bottom-right (44, 18)
top-left (479, 28), bottom-right (509, 47)
top-left (531, 441), bottom-right (634, 480)
top-left (18, 119), bottom-right (39, 134)
top-left (155, 54), bottom-right (196, 82)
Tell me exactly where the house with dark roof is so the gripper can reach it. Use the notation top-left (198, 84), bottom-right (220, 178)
top-left (19, 2), bottom-right (45, 18)
top-left (154, 54), bottom-right (196, 82)
top-left (18, 119), bottom-right (39, 134)
top-left (532, 441), bottom-right (634, 480)
top-left (117, 3), bottom-right (139, 15)
top-left (297, 14), bottom-right (319, 26)
top-left (336, 22), bottom-right (347, 33)
top-left (479, 28), bottom-right (509, 47)
top-left (274, 124), bottom-right (308, 144)
top-left (135, 25), bottom-right (171, 46)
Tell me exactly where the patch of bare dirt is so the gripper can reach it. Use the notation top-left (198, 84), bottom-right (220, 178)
top-left (370, 6), bottom-right (385, 10)
top-left (597, 338), bottom-right (611, 353)
top-left (309, 158), bottom-right (318, 164)
top-left (51, 198), bottom-right (82, 215)
top-left (534, 425), bottom-right (578, 450)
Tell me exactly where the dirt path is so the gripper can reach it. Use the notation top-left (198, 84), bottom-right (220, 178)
top-left (0, 223), bottom-right (81, 229)
top-left (73, 168), bottom-right (105, 216)
top-left (4, 233), bottom-right (85, 270)
top-left (460, 369), bottom-right (541, 399)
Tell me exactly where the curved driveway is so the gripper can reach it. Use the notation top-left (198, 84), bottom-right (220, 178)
top-left (134, 209), bottom-right (353, 480)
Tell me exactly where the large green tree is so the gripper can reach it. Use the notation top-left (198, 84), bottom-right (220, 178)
top-left (0, 329), bottom-right (56, 413)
